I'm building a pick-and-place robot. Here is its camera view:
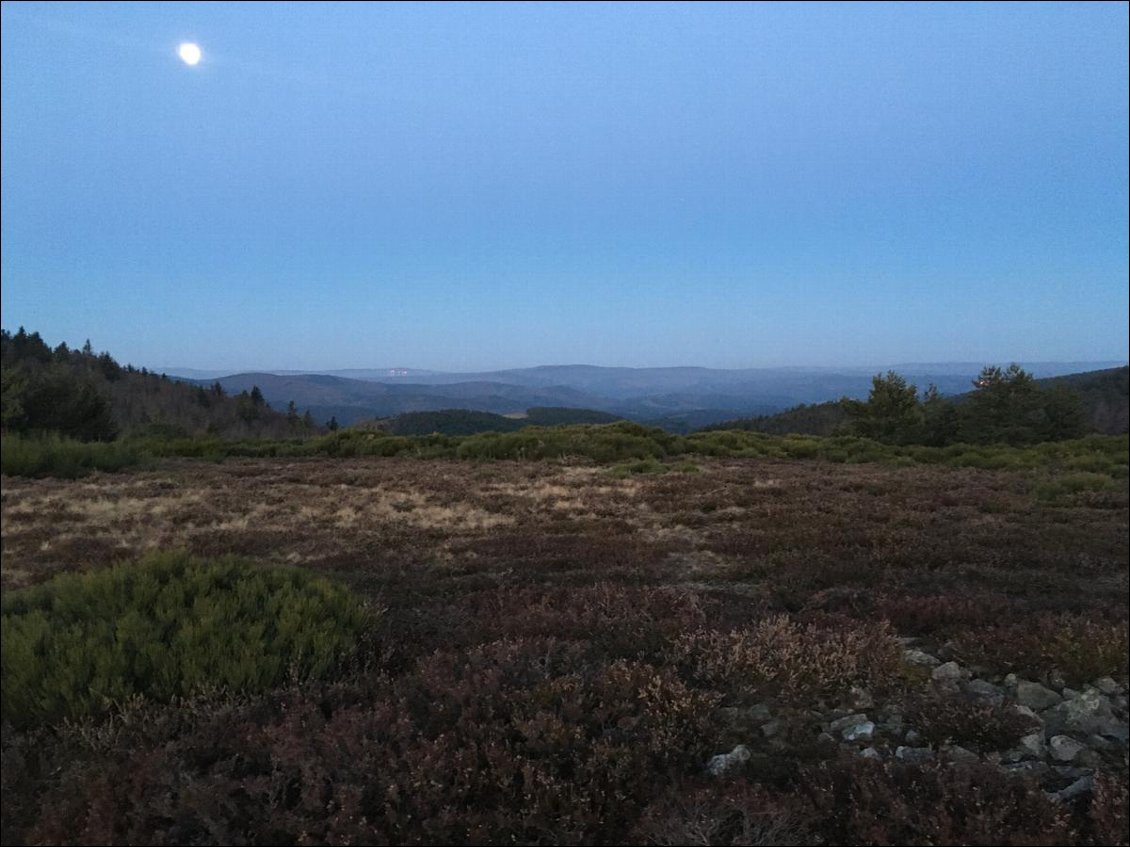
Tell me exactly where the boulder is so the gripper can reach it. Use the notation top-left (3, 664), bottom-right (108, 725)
top-left (1044, 689), bottom-right (1117, 735)
top-left (1015, 680), bottom-right (1061, 711)
top-left (706, 744), bottom-right (751, 776)
top-left (1094, 677), bottom-right (1121, 696)
top-left (828, 713), bottom-right (870, 734)
top-left (1017, 732), bottom-right (1046, 759)
top-left (931, 661), bottom-right (963, 682)
top-left (895, 746), bottom-right (935, 764)
top-left (1049, 775), bottom-right (1094, 803)
top-left (1048, 735), bottom-right (1085, 763)
top-left (903, 649), bottom-right (940, 668)
top-left (843, 721), bottom-right (876, 743)
top-left (965, 678), bottom-right (1005, 704)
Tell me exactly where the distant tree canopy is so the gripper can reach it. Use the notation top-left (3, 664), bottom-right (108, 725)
top-left (842, 364), bottom-right (1087, 447)
top-left (1, 327), bottom-right (315, 442)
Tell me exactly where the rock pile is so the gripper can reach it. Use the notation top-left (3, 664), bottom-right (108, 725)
top-left (708, 641), bottom-right (1129, 802)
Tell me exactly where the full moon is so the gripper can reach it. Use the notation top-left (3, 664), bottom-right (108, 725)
top-left (178, 42), bottom-right (202, 66)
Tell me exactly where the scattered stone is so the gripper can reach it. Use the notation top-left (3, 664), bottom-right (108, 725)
top-left (1003, 673), bottom-right (1019, 689)
top-left (932, 661), bottom-right (963, 682)
top-left (904, 649), bottom-right (940, 668)
top-left (816, 732), bottom-right (836, 746)
top-left (1052, 765), bottom-right (1094, 780)
top-left (760, 719), bottom-right (782, 739)
top-left (843, 721), bottom-right (876, 743)
top-left (1049, 735), bottom-right (1085, 763)
top-left (1012, 704), bottom-right (1042, 724)
top-left (905, 729), bottom-right (923, 745)
top-left (1094, 677), bottom-right (1121, 696)
top-left (1018, 732), bottom-right (1046, 759)
top-left (1015, 680), bottom-right (1061, 711)
top-left (1006, 761), bottom-right (1051, 780)
top-left (748, 703), bottom-right (772, 722)
top-left (895, 746), bottom-right (935, 763)
top-left (943, 744), bottom-right (980, 765)
top-left (1045, 689), bottom-right (1116, 735)
top-left (1100, 724), bottom-right (1129, 744)
top-left (828, 713), bottom-right (870, 734)
top-left (965, 678), bottom-right (1005, 704)
top-left (983, 750), bottom-right (1003, 765)
top-left (1087, 734), bottom-right (1114, 752)
top-left (858, 746), bottom-right (883, 761)
top-left (1062, 688), bottom-right (1080, 700)
top-left (1049, 775), bottom-right (1095, 803)
top-left (1047, 670), bottom-right (1067, 691)
top-left (849, 686), bottom-right (874, 710)
top-left (706, 745), bottom-right (750, 776)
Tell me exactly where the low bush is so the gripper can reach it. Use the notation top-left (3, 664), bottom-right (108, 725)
top-left (1, 551), bottom-right (375, 727)
top-left (904, 692), bottom-right (1038, 751)
top-left (671, 615), bottom-right (904, 703)
top-left (0, 433), bottom-right (149, 477)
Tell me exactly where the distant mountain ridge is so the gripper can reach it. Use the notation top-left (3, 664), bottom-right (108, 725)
top-left (186, 361), bottom-right (1126, 429)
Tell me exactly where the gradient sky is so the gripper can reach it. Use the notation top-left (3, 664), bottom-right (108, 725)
top-left (2, 1), bottom-right (1127, 371)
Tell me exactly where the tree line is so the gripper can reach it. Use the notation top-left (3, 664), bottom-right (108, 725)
top-left (1, 328), bottom-right (320, 441)
top-left (842, 364), bottom-right (1087, 446)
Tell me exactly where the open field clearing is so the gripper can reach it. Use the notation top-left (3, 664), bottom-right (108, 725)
top-left (2, 453), bottom-right (1128, 845)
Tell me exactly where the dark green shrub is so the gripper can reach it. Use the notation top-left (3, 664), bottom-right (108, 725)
top-left (1, 552), bottom-right (374, 727)
top-left (0, 433), bottom-right (149, 478)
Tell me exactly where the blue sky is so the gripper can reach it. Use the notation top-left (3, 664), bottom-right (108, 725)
top-left (2, 1), bottom-right (1127, 371)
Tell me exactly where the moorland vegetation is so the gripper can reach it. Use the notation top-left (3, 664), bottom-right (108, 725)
top-left (1, 328), bottom-right (1127, 845)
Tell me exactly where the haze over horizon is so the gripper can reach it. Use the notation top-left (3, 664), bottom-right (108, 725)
top-left (2, 2), bottom-right (1127, 372)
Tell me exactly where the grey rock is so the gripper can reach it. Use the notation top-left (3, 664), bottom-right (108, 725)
top-left (903, 648), bottom-right (940, 668)
top-left (858, 746), bottom-right (883, 761)
top-left (817, 732), bottom-right (836, 745)
top-left (748, 702), bottom-right (772, 722)
top-left (843, 721), bottom-right (876, 743)
top-left (1094, 677), bottom-right (1121, 696)
top-left (905, 729), bottom-right (923, 745)
top-left (1015, 680), bottom-right (1061, 711)
top-left (1045, 689), bottom-right (1116, 735)
top-left (965, 678), bottom-right (1005, 704)
top-left (1003, 673), bottom-right (1019, 689)
top-left (1049, 735), bottom-right (1085, 762)
top-left (1053, 765), bottom-right (1094, 780)
top-left (932, 661), bottom-right (963, 682)
top-left (1012, 703), bottom-right (1043, 724)
top-left (896, 746), bottom-right (935, 763)
top-left (1018, 732), bottom-right (1046, 758)
top-left (1006, 760), bottom-right (1052, 780)
top-left (760, 719), bottom-right (782, 739)
top-left (1047, 670), bottom-right (1067, 690)
top-left (1087, 734), bottom-right (1114, 752)
top-left (706, 744), bottom-right (751, 776)
top-left (1101, 724), bottom-right (1129, 744)
top-left (848, 685), bottom-right (874, 710)
top-left (943, 744), bottom-right (980, 765)
top-left (1049, 775), bottom-right (1095, 803)
top-left (828, 713), bottom-right (870, 733)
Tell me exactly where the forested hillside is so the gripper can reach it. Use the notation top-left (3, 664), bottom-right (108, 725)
top-left (1, 328), bottom-right (308, 440)
top-left (701, 365), bottom-right (1128, 441)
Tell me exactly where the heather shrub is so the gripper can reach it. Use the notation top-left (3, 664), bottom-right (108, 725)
top-left (904, 692), bottom-right (1038, 751)
top-left (953, 614), bottom-right (1129, 685)
top-left (1, 551), bottom-right (374, 727)
top-left (632, 782), bottom-right (815, 846)
top-left (804, 757), bottom-right (1073, 846)
top-left (448, 584), bottom-right (709, 661)
top-left (672, 615), bottom-right (904, 702)
top-left (13, 637), bottom-right (723, 845)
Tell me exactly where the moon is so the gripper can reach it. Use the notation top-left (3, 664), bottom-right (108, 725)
top-left (178, 43), bottom-right (202, 66)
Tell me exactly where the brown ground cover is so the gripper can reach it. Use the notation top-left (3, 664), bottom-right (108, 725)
top-left (2, 455), bottom-right (1127, 844)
